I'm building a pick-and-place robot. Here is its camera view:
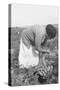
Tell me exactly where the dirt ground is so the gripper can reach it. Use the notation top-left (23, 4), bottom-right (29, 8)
top-left (10, 25), bottom-right (58, 86)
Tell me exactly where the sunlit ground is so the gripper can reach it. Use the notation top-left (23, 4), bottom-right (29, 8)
top-left (10, 25), bottom-right (58, 86)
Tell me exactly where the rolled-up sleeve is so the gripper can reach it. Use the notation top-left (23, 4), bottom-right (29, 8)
top-left (21, 28), bottom-right (35, 48)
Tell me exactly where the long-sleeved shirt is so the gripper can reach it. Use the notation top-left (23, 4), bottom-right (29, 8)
top-left (21, 25), bottom-right (46, 51)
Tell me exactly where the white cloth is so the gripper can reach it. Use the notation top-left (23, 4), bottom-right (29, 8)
top-left (19, 39), bottom-right (39, 68)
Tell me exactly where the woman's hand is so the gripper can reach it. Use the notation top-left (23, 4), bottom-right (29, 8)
top-left (38, 47), bottom-right (50, 54)
top-left (32, 47), bottom-right (39, 57)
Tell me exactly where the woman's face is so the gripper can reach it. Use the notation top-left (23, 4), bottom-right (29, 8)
top-left (41, 34), bottom-right (48, 46)
top-left (46, 33), bottom-right (50, 40)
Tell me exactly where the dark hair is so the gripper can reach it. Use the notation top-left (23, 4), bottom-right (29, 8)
top-left (46, 24), bottom-right (56, 39)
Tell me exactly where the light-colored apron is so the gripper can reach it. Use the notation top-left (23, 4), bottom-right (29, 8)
top-left (18, 39), bottom-right (39, 68)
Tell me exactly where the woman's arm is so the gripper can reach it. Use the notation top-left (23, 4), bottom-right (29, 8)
top-left (32, 46), bottom-right (39, 57)
top-left (37, 46), bottom-right (50, 54)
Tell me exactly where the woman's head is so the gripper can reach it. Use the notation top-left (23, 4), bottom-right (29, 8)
top-left (46, 24), bottom-right (56, 39)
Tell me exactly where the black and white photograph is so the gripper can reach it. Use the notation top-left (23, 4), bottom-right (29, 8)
top-left (8, 4), bottom-right (58, 86)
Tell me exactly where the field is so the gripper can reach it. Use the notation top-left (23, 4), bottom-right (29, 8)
top-left (10, 25), bottom-right (58, 86)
